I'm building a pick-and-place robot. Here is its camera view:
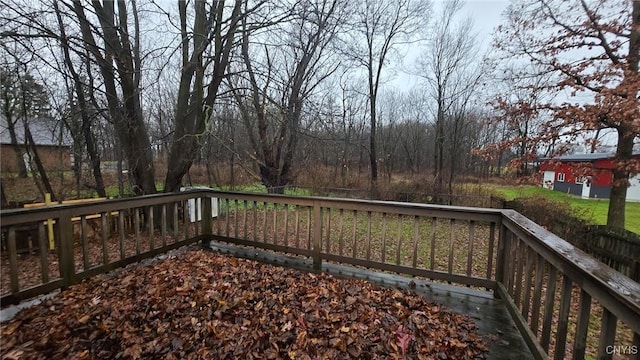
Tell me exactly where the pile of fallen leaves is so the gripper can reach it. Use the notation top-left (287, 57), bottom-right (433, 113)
top-left (1, 248), bottom-right (490, 359)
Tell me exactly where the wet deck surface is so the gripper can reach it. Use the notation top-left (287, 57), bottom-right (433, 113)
top-left (208, 241), bottom-right (534, 360)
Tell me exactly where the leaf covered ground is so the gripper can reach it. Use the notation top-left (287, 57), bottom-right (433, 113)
top-left (1, 248), bottom-right (490, 359)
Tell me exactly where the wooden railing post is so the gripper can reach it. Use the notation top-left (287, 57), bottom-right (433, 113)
top-left (597, 309), bottom-right (617, 360)
top-left (495, 222), bottom-right (508, 296)
top-left (7, 227), bottom-right (19, 293)
top-left (57, 210), bottom-right (75, 288)
top-left (202, 195), bottom-right (212, 246)
top-left (312, 200), bottom-right (322, 270)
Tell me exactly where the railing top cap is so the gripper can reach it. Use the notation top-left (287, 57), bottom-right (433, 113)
top-left (207, 189), bottom-right (504, 214)
top-left (0, 189), bottom-right (209, 216)
top-left (502, 209), bottom-right (640, 312)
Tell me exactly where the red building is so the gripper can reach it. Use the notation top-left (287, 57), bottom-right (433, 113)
top-left (539, 153), bottom-right (640, 201)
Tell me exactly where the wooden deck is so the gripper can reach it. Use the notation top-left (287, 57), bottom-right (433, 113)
top-left (2, 189), bottom-right (639, 359)
top-left (208, 241), bottom-right (534, 360)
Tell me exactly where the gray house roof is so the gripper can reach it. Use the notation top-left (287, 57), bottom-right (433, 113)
top-left (0, 115), bottom-right (71, 146)
top-left (539, 152), bottom-right (640, 162)
top-left (554, 153), bottom-right (614, 161)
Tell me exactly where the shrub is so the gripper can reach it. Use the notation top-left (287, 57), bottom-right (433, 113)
top-left (504, 195), bottom-right (589, 242)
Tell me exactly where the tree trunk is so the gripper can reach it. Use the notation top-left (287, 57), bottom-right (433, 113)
top-left (72, 141), bottom-right (82, 197)
top-left (206, 162), bottom-right (216, 188)
top-left (4, 115), bottom-right (28, 178)
top-left (260, 164), bottom-right (287, 194)
top-left (24, 125), bottom-right (56, 201)
top-left (229, 153), bottom-right (235, 190)
top-left (165, 119), bottom-right (200, 193)
top-left (607, 0), bottom-right (640, 229)
top-left (447, 117), bottom-right (461, 205)
top-left (73, 0), bottom-right (156, 196)
top-left (165, 0), bottom-right (243, 193)
top-left (341, 139), bottom-right (349, 187)
top-left (368, 74), bottom-right (378, 195)
top-left (55, 1), bottom-right (106, 197)
top-left (0, 178), bottom-right (8, 208)
top-left (82, 120), bottom-right (106, 197)
top-left (116, 143), bottom-right (125, 197)
top-left (1, 69), bottom-right (28, 178)
top-left (434, 100), bottom-right (445, 202)
top-left (607, 127), bottom-right (633, 229)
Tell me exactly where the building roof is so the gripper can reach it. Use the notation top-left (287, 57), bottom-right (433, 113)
top-left (0, 115), bottom-right (71, 146)
top-left (540, 152), bottom-right (640, 162)
top-left (556, 153), bottom-right (614, 161)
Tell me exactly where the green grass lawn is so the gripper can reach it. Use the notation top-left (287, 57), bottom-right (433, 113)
top-left (487, 185), bottom-right (640, 234)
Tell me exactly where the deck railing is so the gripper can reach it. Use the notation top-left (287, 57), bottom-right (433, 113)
top-left (0, 190), bottom-right (213, 304)
top-left (1, 189), bottom-right (638, 360)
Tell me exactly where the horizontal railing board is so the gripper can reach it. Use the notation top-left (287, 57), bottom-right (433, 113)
top-left (317, 200), bottom-right (502, 222)
top-left (208, 242), bottom-right (317, 271)
top-left (501, 210), bottom-right (640, 334)
top-left (208, 191), bottom-right (316, 207)
top-left (322, 253), bottom-right (496, 289)
top-left (0, 190), bottom-right (210, 226)
top-left (210, 234), bottom-right (314, 258)
top-left (496, 282), bottom-right (548, 360)
top-left (1, 279), bottom-right (65, 307)
top-left (211, 190), bottom-right (503, 219)
top-left (2, 189), bottom-right (503, 225)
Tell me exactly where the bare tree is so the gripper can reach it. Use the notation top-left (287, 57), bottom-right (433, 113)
top-left (164, 0), bottom-right (250, 192)
top-left (302, 74), bottom-right (369, 188)
top-left (0, 47), bottom-right (57, 199)
top-left (66, 0), bottom-right (156, 194)
top-left (396, 89), bottom-right (430, 174)
top-left (414, 0), bottom-right (482, 197)
top-left (443, 106), bottom-right (479, 200)
top-left (12, 62), bottom-right (57, 199)
top-left (233, 0), bottom-right (343, 193)
top-left (53, 0), bottom-right (105, 197)
top-left (0, 45), bottom-right (52, 180)
top-left (199, 104), bottom-right (245, 188)
top-left (341, 0), bottom-right (430, 193)
top-left (0, 64), bottom-right (29, 178)
top-left (335, 74), bottom-right (368, 186)
top-left (377, 90), bottom-right (402, 182)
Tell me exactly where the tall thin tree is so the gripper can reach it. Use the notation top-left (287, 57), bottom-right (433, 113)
top-left (414, 0), bottom-right (482, 198)
top-left (341, 0), bottom-right (430, 193)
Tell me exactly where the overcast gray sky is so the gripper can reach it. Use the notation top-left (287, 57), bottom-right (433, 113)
top-left (394, 0), bottom-right (509, 89)
top-left (459, 0), bottom-right (508, 48)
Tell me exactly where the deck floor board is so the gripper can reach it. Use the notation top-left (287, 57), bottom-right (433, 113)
top-left (207, 241), bottom-right (534, 360)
